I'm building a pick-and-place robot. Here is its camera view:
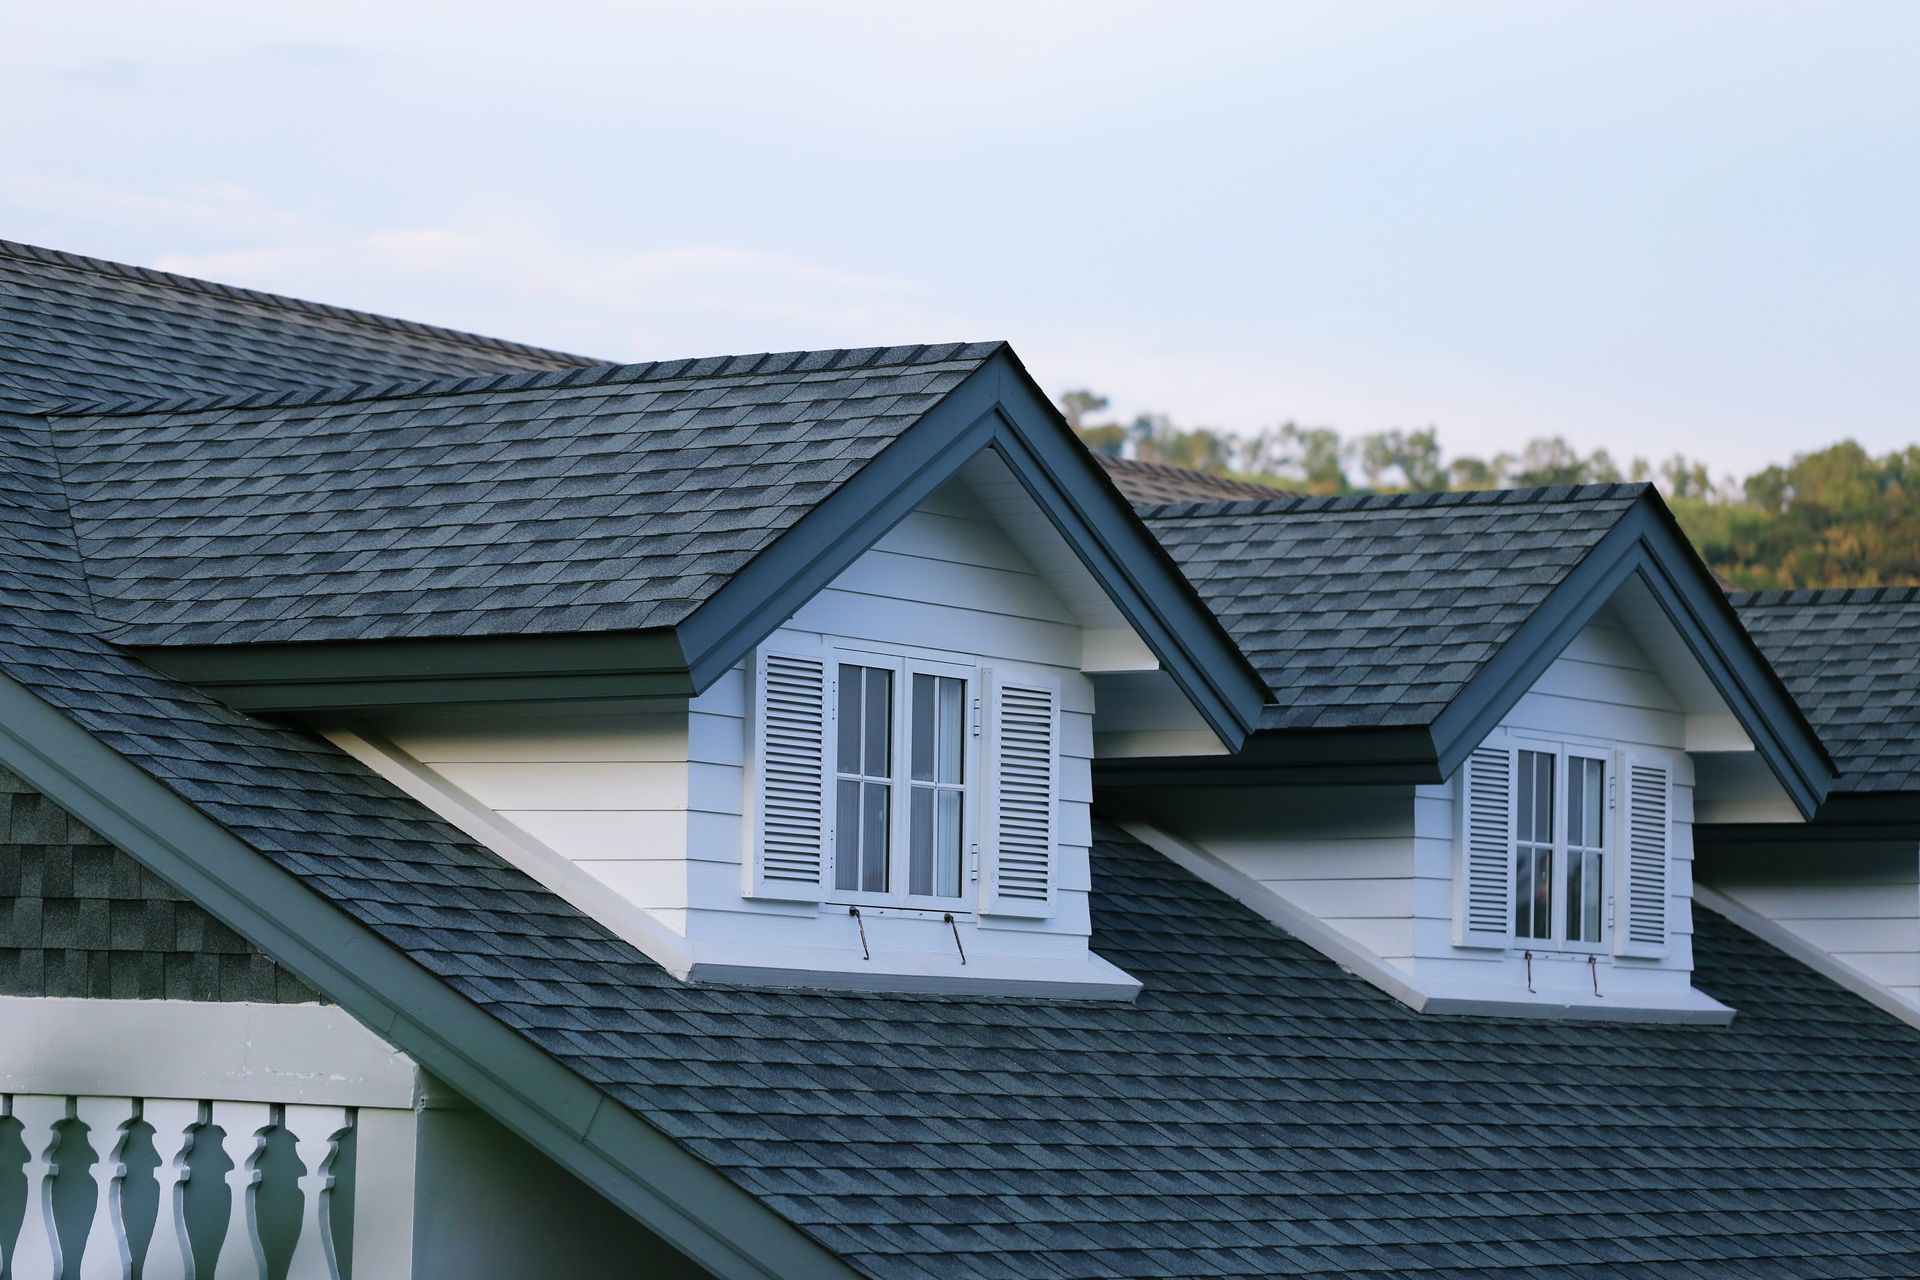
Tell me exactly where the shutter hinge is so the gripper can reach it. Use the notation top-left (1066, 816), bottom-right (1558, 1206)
top-left (968, 843), bottom-right (980, 881)
top-left (1608, 776), bottom-right (1617, 810)
top-left (971, 696), bottom-right (982, 737)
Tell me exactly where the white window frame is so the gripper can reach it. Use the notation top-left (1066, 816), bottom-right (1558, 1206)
top-left (1506, 737), bottom-right (1612, 957)
top-left (826, 645), bottom-right (980, 914)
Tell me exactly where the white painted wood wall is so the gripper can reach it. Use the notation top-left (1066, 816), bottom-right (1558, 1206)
top-left (356, 475), bottom-right (1120, 992)
top-left (1699, 841), bottom-right (1920, 1007)
top-left (1126, 615), bottom-right (1727, 1015)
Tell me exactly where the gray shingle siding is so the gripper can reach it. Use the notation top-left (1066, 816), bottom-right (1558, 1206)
top-left (0, 765), bottom-right (317, 1002)
top-left (1732, 587), bottom-right (1920, 794)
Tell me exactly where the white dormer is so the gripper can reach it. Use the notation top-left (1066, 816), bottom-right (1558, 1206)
top-left (321, 454), bottom-right (1248, 1000)
top-left (1119, 580), bottom-right (1815, 1023)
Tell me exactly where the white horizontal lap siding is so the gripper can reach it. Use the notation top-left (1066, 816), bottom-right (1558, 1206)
top-left (1126, 786), bottom-right (1421, 962)
top-left (1700, 841), bottom-right (1920, 1008)
top-left (1419, 618), bottom-right (1701, 994)
top-left (376, 705), bottom-right (697, 913)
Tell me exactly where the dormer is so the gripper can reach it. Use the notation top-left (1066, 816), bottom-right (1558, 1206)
top-left (1108, 485), bottom-right (1836, 1022)
top-left (97, 343), bottom-right (1265, 999)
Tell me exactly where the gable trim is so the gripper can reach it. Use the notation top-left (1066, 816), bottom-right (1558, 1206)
top-left (0, 672), bottom-right (859, 1280)
top-left (1426, 495), bottom-right (1833, 817)
top-left (676, 348), bottom-right (1269, 746)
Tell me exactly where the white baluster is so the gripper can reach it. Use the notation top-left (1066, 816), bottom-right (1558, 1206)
top-left (281, 1106), bottom-right (350, 1280)
top-left (73, 1096), bottom-right (134, 1280)
top-left (10, 1094), bottom-right (69, 1280)
top-left (141, 1099), bottom-right (201, 1280)
top-left (211, 1101), bottom-right (270, 1280)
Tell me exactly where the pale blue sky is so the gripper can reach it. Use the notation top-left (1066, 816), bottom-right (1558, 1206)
top-left (7, 2), bottom-right (1916, 479)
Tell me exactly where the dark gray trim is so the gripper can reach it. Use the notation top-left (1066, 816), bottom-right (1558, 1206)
top-left (1427, 495), bottom-right (1832, 817)
top-left (1096, 492), bottom-right (1835, 812)
top-left (130, 631), bottom-right (692, 711)
top-left (676, 349), bottom-right (1268, 745)
top-left (1696, 819), bottom-right (1920, 847)
top-left (0, 672), bottom-right (858, 1280)
top-left (1095, 726), bottom-right (1442, 787)
top-left (120, 349), bottom-right (1266, 743)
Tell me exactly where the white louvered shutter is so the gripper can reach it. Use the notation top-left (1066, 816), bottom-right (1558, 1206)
top-left (1615, 753), bottom-right (1672, 958)
top-left (746, 648), bottom-right (830, 901)
top-left (982, 672), bottom-right (1057, 917)
top-left (1456, 744), bottom-right (1515, 948)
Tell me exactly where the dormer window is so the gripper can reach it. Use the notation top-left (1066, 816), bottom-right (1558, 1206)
top-left (1459, 733), bottom-right (1673, 959)
top-left (1514, 749), bottom-right (1608, 949)
top-left (833, 656), bottom-right (972, 904)
top-left (748, 641), bottom-right (1061, 919)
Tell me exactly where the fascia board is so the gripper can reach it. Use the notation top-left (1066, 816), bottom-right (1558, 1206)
top-left (0, 671), bottom-right (858, 1280)
top-left (1428, 497), bottom-right (1834, 818)
top-left (677, 350), bottom-right (1268, 745)
top-left (131, 630), bottom-right (693, 712)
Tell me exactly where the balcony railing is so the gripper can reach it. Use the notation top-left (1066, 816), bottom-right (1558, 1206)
top-left (1, 1093), bottom-right (354, 1280)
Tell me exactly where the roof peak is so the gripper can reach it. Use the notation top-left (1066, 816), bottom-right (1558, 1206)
top-left (1137, 480), bottom-right (1651, 520)
top-left (0, 237), bottom-right (602, 375)
top-left (42, 339), bottom-right (1009, 421)
top-left (1730, 585), bottom-right (1920, 607)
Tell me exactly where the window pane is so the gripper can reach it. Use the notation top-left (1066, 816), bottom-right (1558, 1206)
top-left (1534, 752), bottom-right (1555, 844)
top-left (861, 781), bottom-right (890, 892)
top-left (835, 778), bottom-right (861, 891)
top-left (1516, 753), bottom-right (1534, 846)
top-left (836, 665), bottom-right (863, 775)
top-left (1585, 851), bottom-right (1604, 941)
top-left (937, 677), bottom-right (964, 784)
top-left (1565, 845), bottom-right (1584, 941)
top-left (863, 668), bottom-right (892, 777)
top-left (1579, 757), bottom-right (1604, 848)
top-left (1567, 762), bottom-right (1584, 849)
top-left (910, 674), bottom-right (936, 783)
top-left (936, 788), bottom-right (963, 897)
top-left (1515, 840), bottom-right (1531, 937)
top-left (908, 785), bottom-right (933, 896)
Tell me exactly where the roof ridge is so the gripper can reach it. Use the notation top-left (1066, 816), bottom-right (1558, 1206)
top-left (39, 340), bottom-right (1009, 421)
top-left (1135, 480), bottom-right (1652, 520)
top-left (1098, 455), bottom-right (1298, 495)
top-left (1729, 585), bottom-right (1920, 607)
top-left (0, 236), bottom-right (604, 372)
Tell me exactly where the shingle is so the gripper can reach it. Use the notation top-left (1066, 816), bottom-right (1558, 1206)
top-left (1732, 589), bottom-right (1920, 794)
top-left (1142, 487), bottom-right (1642, 730)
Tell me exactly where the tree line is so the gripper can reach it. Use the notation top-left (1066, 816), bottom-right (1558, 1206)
top-left (1060, 390), bottom-right (1920, 589)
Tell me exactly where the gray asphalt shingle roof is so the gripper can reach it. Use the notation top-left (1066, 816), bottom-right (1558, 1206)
top-left (1142, 485), bottom-right (1643, 730)
top-left (1731, 588), bottom-right (1920, 794)
top-left (6, 241), bottom-right (1920, 1278)
top-left (1096, 456), bottom-right (1296, 506)
top-left (50, 344), bottom-right (999, 645)
top-left (0, 237), bottom-right (593, 411)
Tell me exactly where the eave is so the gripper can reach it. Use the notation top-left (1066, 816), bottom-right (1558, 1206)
top-left (1099, 491), bottom-right (1838, 815)
top-left (123, 349), bottom-right (1270, 746)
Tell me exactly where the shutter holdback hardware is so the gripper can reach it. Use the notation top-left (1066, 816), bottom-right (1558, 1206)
top-left (849, 906), bottom-right (870, 961)
top-left (944, 912), bottom-right (967, 965)
top-left (1589, 954), bottom-right (1602, 998)
top-left (1524, 949), bottom-right (1535, 994)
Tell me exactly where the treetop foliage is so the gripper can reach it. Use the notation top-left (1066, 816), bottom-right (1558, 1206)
top-left (1060, 389), bottom-right (1918, 589)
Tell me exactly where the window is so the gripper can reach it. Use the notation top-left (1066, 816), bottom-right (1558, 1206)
top-left (1512, 747), bottom-right (1608, 951)
top-left (1460, 737), bottom-right (1651, 955)
top-left (748, 643), bottom-right (1059, 917)
top-left (831, 656), bottom-right (973, 905)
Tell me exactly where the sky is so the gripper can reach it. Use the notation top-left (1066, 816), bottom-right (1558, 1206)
top-left (6, 2), bottom-right (1917, 481)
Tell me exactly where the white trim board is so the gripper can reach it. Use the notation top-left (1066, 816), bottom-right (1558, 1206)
top-left (1120, 819), bottom-right (1733, 1025)
top-left (0, 996), bottom-right (419, 1107)
top-left (1693, 885), bottom-right (1920, 1032)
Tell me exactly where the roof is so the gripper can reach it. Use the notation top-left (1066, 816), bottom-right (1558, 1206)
top-left (1096, 455), bottom-right (1296, 506)
top-left (1143, 485), bottom-right (1645, 730)
top-left (50, 344), bottom-right (1001, 645)
top-left (1732, 588), bottom-right (1920, 794)
top-left (0, 238), bottom-right (594, 411)
top-left (0, 239), bottom-right (1909, 1277)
